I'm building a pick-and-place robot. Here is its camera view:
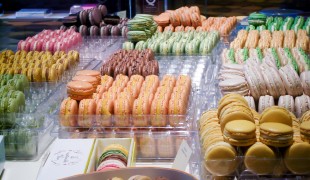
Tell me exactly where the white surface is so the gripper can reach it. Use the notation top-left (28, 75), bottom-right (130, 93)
top-left (2, 139), bottom-right (175, 180)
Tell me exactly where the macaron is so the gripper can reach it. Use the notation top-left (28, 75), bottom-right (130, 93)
top-left (301, 110), bottom-right (310, 122)
top-left (258, 95), bottom-right (275, 114)
top-left (300, 71), bottom-right (310, 96)
top-left (259, 122), bottom-right (293, 147)
top-left (278, 95), bottom-right (295, 114)
top-left (67, 81), bottom-right (94, 101)
top-left (72, 75), bottom-right (99, 91)
top-left (244, 142), bottom-right (277, 175)
top-left (219, 78), bottom-right (249, 96)
top-left (223, 120), bottom-right (256, 146)
top-left (89, 8), bottom-right (102, 26)
top-left (300, 121), bottom-right (310, 143)
top-left (244, 96), bottom-right (256, 110)
top-left (59, 97), bottom-right (78, 126)
top-left (279, 65), bottom-right (303, 97)
top-left (294, 95), bottom-right (310, 118)
top-left (78, 99), bottom-right (96, 127)
top-left (259, 106), bottom-right (292, 126)
top-left (76, 70), bottom-right (101, 84)
top-left (204, 141), bottom-right (238, 176)
top-left (284, 142), bottom-right (310, 174)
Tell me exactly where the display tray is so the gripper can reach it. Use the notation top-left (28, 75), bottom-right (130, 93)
top-left (76, 37), bottom-right (125, 60)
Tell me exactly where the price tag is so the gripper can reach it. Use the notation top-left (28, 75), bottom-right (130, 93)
top-left (172, 140), bottom-right (192, 171)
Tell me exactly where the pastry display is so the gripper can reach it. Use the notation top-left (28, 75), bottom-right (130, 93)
top-left (61, 74), bottom-right (191, 127)
top-left (17, 29), bottom-right (82, 52)
top-left (100, 49), bottom-right (159, 78)
top-left (124, 31), bottom-right (220, 55)
top-left (0, 50), bottom-right (79, 82)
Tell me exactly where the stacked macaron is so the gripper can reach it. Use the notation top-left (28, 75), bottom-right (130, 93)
top-left (0, 75), bottom-right (28, 113)
top-left (62, 5), bottom-right (128, 37)
top-left (17, 29), bottom-right (82, 52)
top-left (100, 49), bottom-right (159, 78)
top-left (222, 47), bottom-right (309, 74)
top-left (0, 50), bottom-right (79, 82)
top-left (199, 94), bottom-right (310, 176)
top-left (127, 14), bottom-right (157, 42)
top-left (219, 59), bottom-right (309, 100)
top-left (61, 74), bottom-right (191, 127)
top-left (230, 29), bottom-right (309, 52)
top-left (96, 144), bottom-right (129, 172)
top-left (246, 15), bottom-right (309, 35)
top-left (201, 17), bottom-right (237, 36)
top-left (124, 31), bottom-right (220, 55)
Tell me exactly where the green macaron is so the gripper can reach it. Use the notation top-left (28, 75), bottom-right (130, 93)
top-left (127, 31), bottom-right (147, 42)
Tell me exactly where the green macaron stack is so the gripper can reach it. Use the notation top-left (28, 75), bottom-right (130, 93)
top-left (127, 14), bottom-right (157, 42)
top-left (248, 12), bottom-right (266, 26)
top-left (0, 74), bottom-right (29, 91)
top-left (291, 16), bottom-right (304, 33)
top-left (126, 30), bottom-right (219, 55)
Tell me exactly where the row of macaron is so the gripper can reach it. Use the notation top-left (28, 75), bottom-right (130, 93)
top-left (100, 49), bottom-right (159, 78)
top-left (199, 94), bottom-right (310, 176)
top-left (61, 72), bottom-right (191, 127)
top-left (123, 31), bottom-right (220, 55)
top-left (221, 47), bottom-right (309, 74)
top-left (127, 14), bottom-right (158, 42)
top-left (0, 87), bottom-right (25, 114)
top-left (218, 62), bottom-right (310, 100)
top-left (245, 94), bottom-right (310, 118)
top-left (0, 74), bottom-right (29, 92)
top-left (17, 29), bottom-right (82, 53)
top-left (230, 29), bottom-right (309, 52)
top-left (248, 14), bottom-right (310, 34)
top-left (68, 129), bottom-right (186, 159)
top-left (0, 50), bottom-right (80, 82)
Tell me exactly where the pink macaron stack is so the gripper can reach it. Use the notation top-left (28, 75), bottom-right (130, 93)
top-left (17, 29), bottom-right (82, 52)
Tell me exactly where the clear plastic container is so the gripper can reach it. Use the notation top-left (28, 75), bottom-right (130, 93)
top-left (0, 113), bottom-right (54, 160)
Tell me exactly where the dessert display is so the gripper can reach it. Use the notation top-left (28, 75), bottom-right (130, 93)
top-left (17, 29), bottom-right (82, 52)
top-left (100, 49), bottom-right (159, 78)
top-left (123, 31), bottom-right (220, 55)
top-left (199, 94), bottom-right (310, 176)
top-left (230, 29), bottom-right (309, 51)
top-left (60, 73), bottom-right (191, 127)
top-left (61, 5), bottom-right (129, 37)
top-left (0, 50), bottom-right (80, 82)
top-left (127, 14), bottom-right (157, 42)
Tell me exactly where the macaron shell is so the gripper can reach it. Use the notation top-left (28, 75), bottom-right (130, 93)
top-left (259, 106), bottom-right (292, 126)
top-left (244, 142), bottom-right (277, 175)
top-left (284, 142), bottom-right (310, 174)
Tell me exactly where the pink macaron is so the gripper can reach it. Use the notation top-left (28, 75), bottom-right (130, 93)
top-left (258, 95), bottom-right (275, 113)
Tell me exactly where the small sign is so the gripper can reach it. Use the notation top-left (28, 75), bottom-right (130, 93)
top-left (172, 140), bottom-right (192, 171)
top-left (143, 0), bottom-right (159, 14)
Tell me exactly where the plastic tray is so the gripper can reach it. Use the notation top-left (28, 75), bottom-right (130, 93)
top-left (74, 37), bottom-right (125, 60)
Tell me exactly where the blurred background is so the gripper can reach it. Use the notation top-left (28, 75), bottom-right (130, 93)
top-left (1, 0), bottom-right (309, 16)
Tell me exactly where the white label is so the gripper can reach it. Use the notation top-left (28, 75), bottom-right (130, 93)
top-left (172, 140), bottom-right (192, 171)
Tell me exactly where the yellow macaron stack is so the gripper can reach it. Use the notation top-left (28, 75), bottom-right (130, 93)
top-left (199, 93), bottom-right (310, 176)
